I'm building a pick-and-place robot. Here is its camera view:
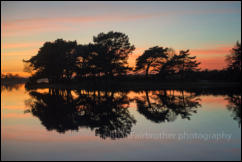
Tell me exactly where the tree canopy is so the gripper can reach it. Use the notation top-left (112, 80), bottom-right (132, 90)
top-left (158, 49), bottom-right (200, 80)
top-left (135, 46), bottom-right (169, 77)
top-left (92, 31), bottom-right (135, 77)
top-left (23, 39), bottom-right (77, 83)
top-left (226, 41), bottom-right (241, 72)
top-left (22, 31), bottom-right (239, 84)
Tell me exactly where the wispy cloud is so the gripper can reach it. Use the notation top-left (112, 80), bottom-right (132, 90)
top-left (2, 14), bottom-right (157, 37)
top-left (191, 46), bottom-right (231, 57)
top-left (190, 45), bottom-right (231, 70)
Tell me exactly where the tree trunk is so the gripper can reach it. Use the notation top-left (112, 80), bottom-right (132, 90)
top-left (145, 63), bottom-right (151, 78)
top-left (145, 90), bottom-right (151, 108)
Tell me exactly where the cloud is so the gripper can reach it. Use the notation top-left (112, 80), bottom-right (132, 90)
top-left (190, 45), bottom-right (232, 70)
top-left (191, 46), bottom-right (231, 57)
top-left (2, 14), bottom-right (157, 37)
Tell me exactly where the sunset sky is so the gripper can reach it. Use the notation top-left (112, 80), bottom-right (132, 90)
top-left (1, 1), bottom-right (241, 77)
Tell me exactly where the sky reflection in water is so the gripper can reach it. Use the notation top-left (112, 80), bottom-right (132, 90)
top-left (1, 84), bottom-right (241, 161)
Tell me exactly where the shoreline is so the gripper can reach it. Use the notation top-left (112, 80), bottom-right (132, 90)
top-left (24, 81), bottom-right (241, 91)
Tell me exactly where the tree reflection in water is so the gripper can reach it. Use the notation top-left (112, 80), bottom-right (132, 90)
top-left (24, 87), bottom-right (240, 139)
top-left (135, 90), bottom-right (201, 123)
top-left (25, 88), bottom-right (136, 140)
top-left (1, 83), bottom-right (23, 92)
top-left (226, 94), bottom-right (241, 127)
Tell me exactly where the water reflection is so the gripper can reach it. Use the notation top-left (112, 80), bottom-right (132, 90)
top-left (226, 94), bottom-right (241, 127)
top-left (135, 90), bottom-right (201, 123)
top-left (25, 89), bottom-right (136, 139)
top-left (1, 83), bottom-right (22, 92)
top-left (23, 87), bottom-right (241, 140)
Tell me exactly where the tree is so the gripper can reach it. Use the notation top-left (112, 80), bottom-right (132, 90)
top-left (92, 31), bottom-right (135, 77)
top-left (157, 48), bottom-right (177, 78)
top-left (156, 49), bottom-right (200, 80)
top-left (23, 39), bottom-right (77, 83)
top-left (226, 41), bottom-right (241, 72)
top-left (135, 46), bottom-right (169, 77)
top-left (158, 56), bottom-right (177, 78)
top-left (74, 44), bottom-right (96, 78)
top-left (168, 50), bottom-right (200, 80)
top-left (175, 50), bottom-right (200, 73)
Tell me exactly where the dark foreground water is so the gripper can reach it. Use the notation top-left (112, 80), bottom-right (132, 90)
top-left (1, 84), bottom-right (241, 161)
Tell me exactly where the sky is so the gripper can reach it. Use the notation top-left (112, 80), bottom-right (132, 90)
top-left (1, 1), bottom-right (241, 77)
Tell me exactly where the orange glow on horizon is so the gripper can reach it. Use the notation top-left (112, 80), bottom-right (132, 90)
top-left (128, 46), bottom-right (230, 71)
top-left (2, 42), bottom-right (43, 49)
top-left (1, 72), bottom-right (31, 77)
top-left (191, 46), bottom-right (231, 56)
top-left (1, 42), bottom-right (233, 77)
top-left (198, 57), bottom-right (227, 70)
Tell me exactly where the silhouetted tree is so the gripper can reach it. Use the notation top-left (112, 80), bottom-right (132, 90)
top-left (159, 50), bottom-right (200, 80)
top-left (23, 39), bottom-right (77, 83)
top-left (135, 46), bottom-right (168, 77)
top-left (92, 31), bottom-right (135, 77)
top-left (157, 50), bottom-right (178, 79)
top-left (226, 41), bottom-right (241, 73)
top-left (73, 44), bottom-right (96, 78)
top-left (175, 50), bottom-right (200, 78)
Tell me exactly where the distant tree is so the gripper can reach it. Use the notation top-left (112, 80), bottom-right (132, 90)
top-left (1, 73), bottom-right (21, 79)
top-left (135, 46), bottom-right (169, 77)
top-left (23, 39), bottom-right (77, 83)
top-left (226, 41), bottom-right (241, 72)
top-left (1, 73), bottom-right (6, 79)
top-left (92, 31), bottom-right (135, 77)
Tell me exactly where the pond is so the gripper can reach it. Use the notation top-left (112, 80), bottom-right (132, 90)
top-left (1, 84), bottom-right (241, 161)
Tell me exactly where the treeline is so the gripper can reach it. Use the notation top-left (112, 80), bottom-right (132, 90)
top-left (1, 73), bottom-right (22, 79)
top-left (23, 31), bottom-right (241, 84)
top-left (1, 73), bottom-right (27, 84)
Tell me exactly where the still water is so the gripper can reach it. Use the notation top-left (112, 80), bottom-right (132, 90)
top-left (1, 84), bottom-right (241, 161)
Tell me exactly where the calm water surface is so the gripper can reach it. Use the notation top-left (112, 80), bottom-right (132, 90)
top-left (1, 84), bottom-right (241, 161)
